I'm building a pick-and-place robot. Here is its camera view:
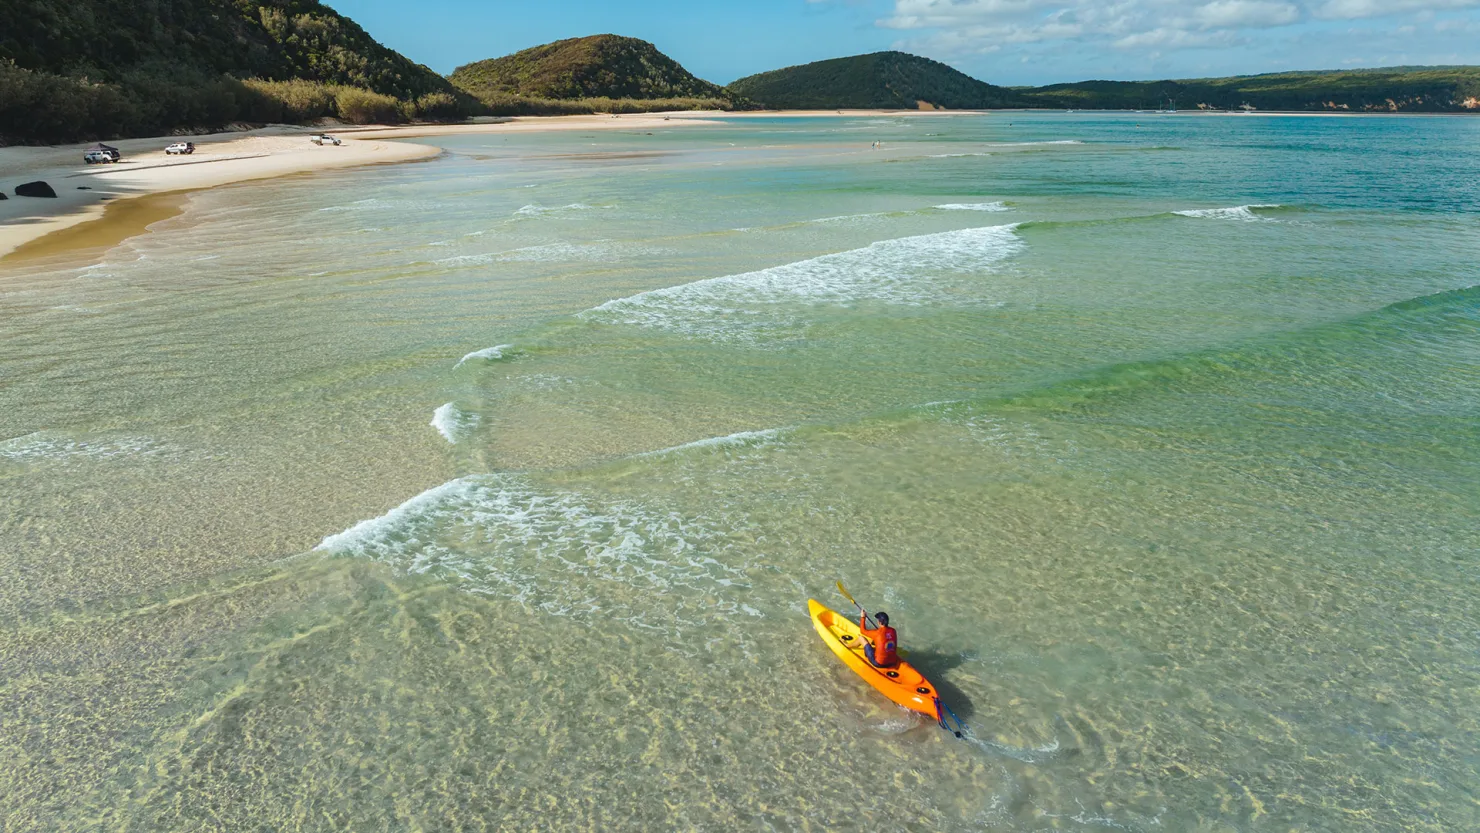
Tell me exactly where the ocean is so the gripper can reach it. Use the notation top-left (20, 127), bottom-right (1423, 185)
top-left (1, 113), bottom-right (1477, 831)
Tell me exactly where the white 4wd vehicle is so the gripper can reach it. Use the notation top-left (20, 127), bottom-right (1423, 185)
top-left (83, 150), bottom-right (115, 164)
top-left (309, 133), bottom-right (342, 146)
top-left (165, 142), bottom-right (195, 155)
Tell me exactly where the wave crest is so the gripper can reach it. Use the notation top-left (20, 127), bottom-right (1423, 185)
top-left (1173, 204), bottom-right (1281, 221)
top-left (314, 474), bottom-right (761, 637)
top-left (578, 224), bottom-right (1023, 342)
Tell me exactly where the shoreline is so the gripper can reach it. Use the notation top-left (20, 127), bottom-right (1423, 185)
top-left (0, 126), bottom-right (440, 263)
top-left (0, 112), bottom-right (729, 264)
top-left (3, 107), bottom-right (1471, 264)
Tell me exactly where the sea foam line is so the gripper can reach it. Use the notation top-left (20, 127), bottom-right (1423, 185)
top-left (0, 431), bottom-right (165, 464)
top-left (935, 202), bottom-right (1010, 212)
top-left (316, 477), bottom-right (479, 554)
top-left (455, 344), bottom-right (516, 368)
top-left (430, 402), bottom-right (477, 444)
top-left (1173, 204), bottom-right (1281, 221)
top-left (513, 203), bottom-right (598, 217)
top-left (636, 428), bottom-right (788, 458)
top-left (578, 224), bottom-right (1024, 341)
top-left (312, 473), bottom-right (763, 636)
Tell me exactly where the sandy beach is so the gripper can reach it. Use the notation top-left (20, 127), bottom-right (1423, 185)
top-left (5, 107), bottom-right (1440, 264)
top-left (0, 112), bottom-right (725, 262)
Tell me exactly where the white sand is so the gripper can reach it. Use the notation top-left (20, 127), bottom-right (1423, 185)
top-left (0, 126), bottom-right (442, 259)
top-left (0, 110), bottom-right (958, 260)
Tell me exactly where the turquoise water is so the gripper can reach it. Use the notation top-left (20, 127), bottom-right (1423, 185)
top-left (1, 113), bottom-right (1478, 831)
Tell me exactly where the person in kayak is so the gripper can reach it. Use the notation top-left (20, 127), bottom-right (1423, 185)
top-left (860, 611), bottom-right (899, 668)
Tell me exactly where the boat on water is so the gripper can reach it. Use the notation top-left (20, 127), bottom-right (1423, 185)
top-left (808, 598), bottom-right (964, 736)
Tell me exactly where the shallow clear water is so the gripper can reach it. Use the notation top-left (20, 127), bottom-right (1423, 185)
top-left (2, 113), bottom-right (1478, 831)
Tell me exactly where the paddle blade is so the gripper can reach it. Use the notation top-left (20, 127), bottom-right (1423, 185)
top-left (835, 580), bottom-right (857, 608)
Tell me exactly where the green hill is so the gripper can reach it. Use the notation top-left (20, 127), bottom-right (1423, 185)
top-left (451, 34), bottom-right (733, 109)
top-left (726, 51), bottom-right (1019, 110)
top-left (0, 0), bottom-right (475, 144)
top-left (1018, 67), bottom-right (1480, 112)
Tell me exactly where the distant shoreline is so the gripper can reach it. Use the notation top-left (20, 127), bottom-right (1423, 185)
top-left (0, 113), bottom-right (705, 264)
top-left (2, 107), bottom-right (1472, 266)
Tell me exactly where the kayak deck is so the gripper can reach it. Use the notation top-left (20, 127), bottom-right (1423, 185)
top-left (808, 599), bottom-right (941, 720)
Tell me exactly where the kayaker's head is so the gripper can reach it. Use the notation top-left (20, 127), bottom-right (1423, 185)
top-left (876, 612), bottom-right (890, 626)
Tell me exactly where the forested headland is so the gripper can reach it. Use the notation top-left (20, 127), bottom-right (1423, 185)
top-left (2, 2), bottom-right (1476, 147)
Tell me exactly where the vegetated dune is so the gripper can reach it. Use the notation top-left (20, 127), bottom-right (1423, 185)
top-left (726, 51), bottom-right (1021, 110)
top-left (0, 0), bottom-right (477, 144)
top-left (1016, 67), bottom-right (1480, 112)
top-left (449, 34), bottom-right (746, 115)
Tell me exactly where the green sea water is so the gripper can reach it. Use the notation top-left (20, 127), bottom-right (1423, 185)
top-left (1, 113), bottom-right (1477, 831)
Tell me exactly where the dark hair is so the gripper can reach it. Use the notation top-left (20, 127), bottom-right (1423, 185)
top-left (876, 612), bottom-right (889, 626)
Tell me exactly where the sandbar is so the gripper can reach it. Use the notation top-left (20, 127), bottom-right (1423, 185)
top-left (0, 110), bottom-right (963, 263)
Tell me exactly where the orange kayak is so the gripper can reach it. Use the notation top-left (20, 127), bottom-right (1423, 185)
top-left (809, 599), bottom-right (943, 722)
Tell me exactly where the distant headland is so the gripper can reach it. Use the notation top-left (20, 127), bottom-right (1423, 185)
top-left (2, 0), bottom-right (1477, 146)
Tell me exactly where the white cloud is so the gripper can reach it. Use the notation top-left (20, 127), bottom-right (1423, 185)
top-left (1193, 1), bottom-right (1300, 27)
top-left (880, 0), bottom-right (1480, 58)
top-left (1313, 0), bottom-right (1480, 19)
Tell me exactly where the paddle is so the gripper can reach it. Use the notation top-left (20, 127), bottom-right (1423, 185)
top-left (836, 580), bottom-right (877, 630)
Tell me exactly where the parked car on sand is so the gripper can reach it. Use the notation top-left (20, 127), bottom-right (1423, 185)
top-left (165, 142), bottom-right (195, 155)
top-left (310, 134), bottom-right (342, 146)
top-left (83, 143), bottom-right (120, 164)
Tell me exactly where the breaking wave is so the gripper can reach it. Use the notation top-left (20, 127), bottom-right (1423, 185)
top-left (430, 402), bottom-right (476, 444)
top-left (636, 428), bottom-right (788, 458)
top-left (935, 202), bottom-right (1010, 212)
top-left (578, 225), bottom-right (1023, 342)
top-left (513, 203), bottom-right (599, 217)
top-left (315, 474), bottom-right (762, 637)
top-left (455, 344), bottom-right (517, 368)
top-left (0, 431), bottom-right (167, 467)
top-left (1173, 204), bottom-right (1281, 221)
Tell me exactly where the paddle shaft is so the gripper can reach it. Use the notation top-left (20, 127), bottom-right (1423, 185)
top-left (835, 581), bottom-right (877, 630)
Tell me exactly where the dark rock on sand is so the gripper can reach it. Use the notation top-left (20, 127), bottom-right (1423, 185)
top-left (16, 181), bottom-right (58, 198)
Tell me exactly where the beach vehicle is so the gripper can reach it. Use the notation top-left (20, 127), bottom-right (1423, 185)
top-left (809, 585), bottom-right (965, 737)
top-left (83, 143), bottom-right (120, 163)
top-left (165, 142), bottom-right (195, 155)
top-left (310, 133), bottom-right (342, 146)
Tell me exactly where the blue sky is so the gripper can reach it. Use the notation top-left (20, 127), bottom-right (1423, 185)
top-left (326, 0), bottom-right (1480, 86)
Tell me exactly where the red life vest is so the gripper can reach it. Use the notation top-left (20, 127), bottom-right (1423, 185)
top-left (861, 615), bottom-right (899, 665)
top-left (874, 626), bottom-right (899, 665)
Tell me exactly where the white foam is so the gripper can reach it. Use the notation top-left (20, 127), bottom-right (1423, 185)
top-left (807, 212), bottom-right (891, 225)
top-left (579, 224), bottom-right (1023, 342)
top-left (430, 402), bottom-right (476, 444)
top-left (991, 140), bottom-right (1083, 147)
top-left (454, 344), bottom-right (516, 368)
top-left (432, 253), bottom-right (498, 267)
top-left (929, 152), bottom-right (992, 158)
top-left (0, 432), bottom-right (165, 464)
top-left (318, 197), bottom-right (385, 212)
top-left (1173, 204), bottom-right (1280, 221)
top-left (316, 477), bottom-right (479, 554)
top-left (966, 733), bottom-right (1063, 763)
top-left (637, 428), bottom-right (787, 458)
top-left (935, 202), bottom-right (1010, 212)
top-left (314, 473), bottom-right (761, 637)
top-left (513, 203), bottom-right (597, 217)
top-left (494, 240), bottom-right (661, 263)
